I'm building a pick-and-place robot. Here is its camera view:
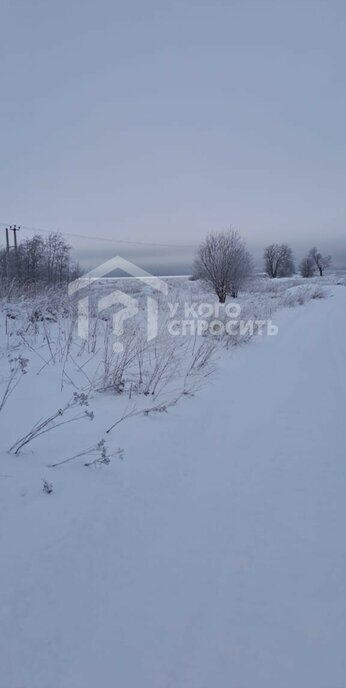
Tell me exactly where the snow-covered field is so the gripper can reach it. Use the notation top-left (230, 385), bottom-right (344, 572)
top-left (1, 274), bottom-right (346, 688)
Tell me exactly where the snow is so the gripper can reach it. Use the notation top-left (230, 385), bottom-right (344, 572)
top-left (1, 281), bottom-right (346, 687)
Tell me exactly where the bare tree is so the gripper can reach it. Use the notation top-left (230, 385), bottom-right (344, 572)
top-left (308, 247), bottom-right (331, 277)
top-left (193, 229), bottom-right (253, 301)
top-left (18, 234), bottom-right (45, 284)
top-left (226, 231), bottom-right (253, 297)
top-left (299, 255), bottom-right (315, 278)
top-left (264, 243), bottom-right (295, 278)
top-left (277, 245), bottom-right (295, 277)
top-left (45, 232), bottom-right (72, 284)
top-left (264, 244), bottom-right (281, 278)
top-left (0, 231), bottom-right (80, 291)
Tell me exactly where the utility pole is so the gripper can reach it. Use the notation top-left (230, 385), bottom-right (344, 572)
top-left (9, 225), bottom-right (20, 254)
top-left (4, 225), bottom-right (20, 279)
top-left (5, 227), bottom-right (10, 279)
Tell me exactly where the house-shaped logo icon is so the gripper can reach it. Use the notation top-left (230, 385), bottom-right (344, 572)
top-left (69, 256), bottom-right (169, 351)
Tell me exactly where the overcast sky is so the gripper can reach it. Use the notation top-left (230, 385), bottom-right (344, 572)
top-left (1, 0), bottom-right (345, 270)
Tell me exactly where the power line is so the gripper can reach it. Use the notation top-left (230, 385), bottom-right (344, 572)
top-left (0, 222), bottom-right (197, 250)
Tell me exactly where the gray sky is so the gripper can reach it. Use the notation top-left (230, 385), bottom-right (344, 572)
top-left (1, 0), bottom-right (345, 270)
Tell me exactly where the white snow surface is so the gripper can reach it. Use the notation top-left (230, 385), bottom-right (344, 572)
top-left (1, 283), bottom-right (346, 687)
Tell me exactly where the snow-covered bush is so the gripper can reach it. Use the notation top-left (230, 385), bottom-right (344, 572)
top-left (310, 286), bottom-right (326, 300)
top-left (280, 285), bottom-right (326, 308)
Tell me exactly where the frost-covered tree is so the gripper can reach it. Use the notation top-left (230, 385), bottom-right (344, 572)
top-left (193, 229), bottom-right (253, 301)
top-left (308, 247), bottom-right (331, 277)
top-left (264, 243), bottom-right (295, 278)
top-left (299, 255), bottom-right (315, 278)
top-left (277, 245), bottom-right (295, 277)
top-left (0, 232), bottom-right (80, 288)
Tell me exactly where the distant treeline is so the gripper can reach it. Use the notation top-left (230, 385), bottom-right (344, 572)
top-left (0, 232), bottom-right (81, 287)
